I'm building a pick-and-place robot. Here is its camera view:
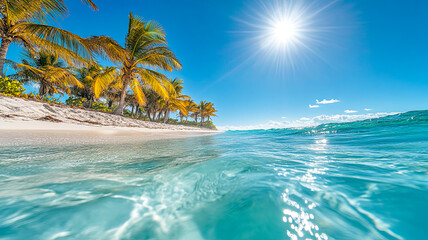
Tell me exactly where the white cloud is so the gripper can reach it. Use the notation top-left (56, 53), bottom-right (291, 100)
top-left (32, 83), bottom-right (40, 89)
top-left (309, 104), bottom-right (319, 108)
top-left (281, 116), bottom-right (287, 119)
top-left (316, 99), bottom-right (340, 104)
top-left (218, 112), bottom-right (398, 131)
top-left (364, 108), bottom-right (372, 111)
top-left (344, 110), bottom-right (357, 113)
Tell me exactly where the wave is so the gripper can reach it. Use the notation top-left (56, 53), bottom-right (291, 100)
top-left (233, 110), bottom-right (428, 135)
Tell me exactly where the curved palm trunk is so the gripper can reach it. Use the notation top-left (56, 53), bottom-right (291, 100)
top-left (114, 78), bottom-right (130, 115)
top-left (0, 39), bottom-right (11, 77)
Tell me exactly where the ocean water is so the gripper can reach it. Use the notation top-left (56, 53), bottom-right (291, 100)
top-left (1, 111), bottom-right (428, 240)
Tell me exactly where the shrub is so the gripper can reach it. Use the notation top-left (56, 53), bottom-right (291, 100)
top-left (0, 77), bottom-right (25, 97)
top-left (91, 101), bottom-right (110, 112)
top-left (66, 96), bottom-right (87, 107)
top-left (43, 96), bottom-right (61, 104)
top-left (123, 109), bottom-right (132, 117)
top-left (200, 121), bottom-right (217, 130)
top-left (166, 119), bottom-right (217, 130)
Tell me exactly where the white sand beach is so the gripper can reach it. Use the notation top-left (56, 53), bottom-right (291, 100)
top-left (0, 96), bottom-right (220, 145)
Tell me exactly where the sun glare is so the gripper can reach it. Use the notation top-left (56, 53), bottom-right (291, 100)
top-left (235, 0), bottom-right (342, 72)
top-left (270, 19), bottom-right (298, 45)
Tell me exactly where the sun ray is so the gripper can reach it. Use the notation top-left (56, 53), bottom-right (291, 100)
top-left (233, 0), bottom-right (347, 75)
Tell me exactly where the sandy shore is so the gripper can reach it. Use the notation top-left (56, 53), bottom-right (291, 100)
top-left (0, 95), bottom-right (220, 144)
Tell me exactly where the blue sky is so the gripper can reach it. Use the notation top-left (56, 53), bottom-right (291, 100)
top-left (7, 0), bottom-right (428, 128)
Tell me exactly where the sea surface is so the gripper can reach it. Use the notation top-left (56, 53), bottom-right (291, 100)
top-left (1, 111), bottom-right (428, 240)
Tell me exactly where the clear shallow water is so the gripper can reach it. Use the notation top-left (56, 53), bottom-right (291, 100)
top-left (1, 111), bottom-right (428, 240)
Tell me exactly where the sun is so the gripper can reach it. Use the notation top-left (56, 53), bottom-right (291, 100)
top-left (233, 0), bottom-right (343, 72)
top-left (261, 4), bottom-right (306, 53)
top-left (270, 19), bottom-right (298, 45)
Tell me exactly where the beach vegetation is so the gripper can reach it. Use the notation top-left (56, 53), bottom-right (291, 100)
top-left (91, 101), bottom-right (110, 112)
top-left (158, 78), bottom-right (188, 123)
top-left (0, 0), bottom-right (112, 76)
top-left (90, 13), bottom-right (182, 115)
top-left (0, 76), bottom-right (24, 96)
top-left (8, 50), bottom-right (83, 97)
top-left (43, 95), bottom-right (60, 104)
top-left (198, 101), bottom-right (217, 124)
top-left (66, 96), bottom-right (86, 107)
top-left (72, 65), bottom-right (117, 107)
top-left (1, 2), bottom-right (217, 129)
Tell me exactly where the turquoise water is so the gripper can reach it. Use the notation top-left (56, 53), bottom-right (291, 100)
top-left (1, 111), bottom-right (428, 240)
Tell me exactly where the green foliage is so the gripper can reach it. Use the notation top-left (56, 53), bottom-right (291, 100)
top-left (168, 119), bottom-right (217, 130)
top-left (0, 77), bottom-right (25, 97)
top-left (123, 109), bottom-right (132, 117)
top-left (66, 96), bottom-right (87, 107)
top-left (66, 97), bottom-right (110, 112)
top-left (200, 121), bottom-right (217, 130)
top-left (43, 96), bottom-right (61, 104)
top-left (167, 119), bottom-right (179, 124)
top-left (91, 101), bottom-right (110, 112)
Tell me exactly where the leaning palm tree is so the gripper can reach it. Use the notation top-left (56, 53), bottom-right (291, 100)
top-left (0, 0), bottom-right (115, 76)
top-left (8, 50), bottom-right (82, 97)
top-left (96, 13), bottom-right (182, 115)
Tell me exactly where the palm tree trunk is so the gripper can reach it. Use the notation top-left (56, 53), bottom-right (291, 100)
top-left (133, 105), bottom-right (138, 118)
top-left (163, 109), bottom-right (170, 123)
top-left (114, 78), bottom-right (130, 115)
top-left (130, 105), bottom-right (135, 117)
top-left (135, 105), bottom-right (140, 119)
top-left (0, 39), bottom-right (11, 77)
top-left (39, 82), bottom-right (47, 99)
top-left (147, 109), bottom-right (152, 121)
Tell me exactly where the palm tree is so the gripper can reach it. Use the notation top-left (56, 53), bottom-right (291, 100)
top-left (73, 65), bottom-right (116, 106)
top-left (198, 101), bottom-right (208, 124)
top-left (180, 99), bottom-right (198, 122)
top-left (0, 0), bottom-right (114, 76)
top-left (198, 101), bottom-right (217, 124)
top-left (160, 78), bottom-right (188, 123)
top-left (191, 110), bottom-right (200, 123)
top-left (205, 102), bottom-right (217, 122)
top-left (96, 13), bottom-right (182, 115)
top-left (9, 50), bottom-right (82, 97)
top-left (142, 88), bottom-right (161, 121)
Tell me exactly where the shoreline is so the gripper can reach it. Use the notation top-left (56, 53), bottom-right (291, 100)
top-left (0, 95), bottom-right (221, 145)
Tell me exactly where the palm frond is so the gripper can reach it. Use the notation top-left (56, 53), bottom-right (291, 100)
top-left (129, 78), bottom-right (146, 105)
